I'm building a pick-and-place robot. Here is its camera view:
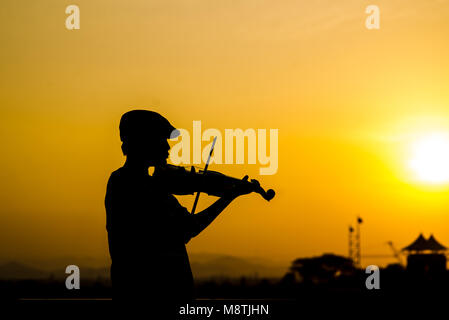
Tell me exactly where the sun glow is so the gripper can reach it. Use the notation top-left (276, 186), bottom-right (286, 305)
top-left (409, 132), bottom-right (449, 184)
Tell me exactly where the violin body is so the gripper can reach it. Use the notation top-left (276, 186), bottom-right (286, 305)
top-left (153, 164), bottom-right (275, 201)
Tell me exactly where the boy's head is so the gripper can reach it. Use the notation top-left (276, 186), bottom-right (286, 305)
top-left (119, 110), bottom-right (179, 166)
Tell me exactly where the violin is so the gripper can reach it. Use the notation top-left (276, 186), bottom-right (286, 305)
top-left (154, 136), bottom-right (275, 215)
top-left (153, 164), bottom-right (275, 202)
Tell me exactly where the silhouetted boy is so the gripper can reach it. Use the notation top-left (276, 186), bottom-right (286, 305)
top-left (105, 110), bottom-right (250, 303)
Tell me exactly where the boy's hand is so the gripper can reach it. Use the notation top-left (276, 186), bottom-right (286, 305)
top-left (223, 175), bottom-right (254, 200)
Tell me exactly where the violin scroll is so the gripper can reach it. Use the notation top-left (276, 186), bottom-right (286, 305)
top-left (242, 176), bottom-right (275, 201)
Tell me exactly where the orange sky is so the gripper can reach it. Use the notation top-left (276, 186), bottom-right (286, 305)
top-left (1, 0), bottom-right (449, 268)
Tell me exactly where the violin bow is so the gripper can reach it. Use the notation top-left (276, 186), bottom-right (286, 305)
top-left (190, 136), bottom-right (217, 215)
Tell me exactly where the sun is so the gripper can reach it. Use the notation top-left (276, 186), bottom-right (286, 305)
top-left (409, 132), bottom-right (449, 184)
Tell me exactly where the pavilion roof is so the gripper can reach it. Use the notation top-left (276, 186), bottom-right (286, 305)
top-left (402, 234), bottom-right (447, 252)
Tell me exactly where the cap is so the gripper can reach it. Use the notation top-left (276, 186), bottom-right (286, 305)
top-left (119, 110), bottom-right (180, 142)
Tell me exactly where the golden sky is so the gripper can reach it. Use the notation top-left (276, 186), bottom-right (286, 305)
top-left (1, 0), bottom-right (449, 267)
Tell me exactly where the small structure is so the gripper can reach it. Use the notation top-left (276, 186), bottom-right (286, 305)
top-left (402, 234), bottom-right (447, 277)
top-left (285, 254), bottom-right (356, 285)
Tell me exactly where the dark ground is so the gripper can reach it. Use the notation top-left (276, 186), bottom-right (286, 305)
top-left (2, 269), bottom-right (448, 317)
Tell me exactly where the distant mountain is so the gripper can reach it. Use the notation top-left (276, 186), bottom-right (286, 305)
top-left (189, 253), bottom-right (288, 279)
top-left (16, 256), bottom-right (111, 271)
top-left (0, 262), bottom-right (49, 280)
top-left (0, 254), bottom-right (288, 280)
top-left (0, 262), bottom-right (109, 280)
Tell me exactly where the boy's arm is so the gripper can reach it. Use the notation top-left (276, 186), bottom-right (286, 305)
top-left (188, 195), bottom-right (236, 238)
top-left (186, 176), bottom-right (254, 239)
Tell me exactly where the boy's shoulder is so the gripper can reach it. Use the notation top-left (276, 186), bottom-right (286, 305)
top-left (107, 167), bottom-right (127, 185)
